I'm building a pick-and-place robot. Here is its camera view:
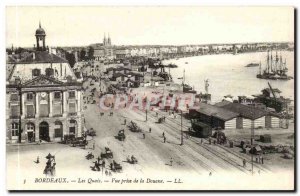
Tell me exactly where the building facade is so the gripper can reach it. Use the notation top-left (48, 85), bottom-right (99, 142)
top-left (6, 23), bottom-right (84, 143)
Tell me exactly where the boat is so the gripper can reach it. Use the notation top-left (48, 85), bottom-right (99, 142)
top-left (256, 51), bottom-right (293, 80)
top-left (166, 63), bottom-right (178, 68)
top-left (180, 69), bottom-right (196, 94)
top-left (245, 62), bottom-right (259, 67)
top-left (185, 62), bottom-right (188, 64)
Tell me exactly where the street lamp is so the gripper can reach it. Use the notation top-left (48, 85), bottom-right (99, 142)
top-left (180, 110), bottom-right (183, 145)
top-left (250, 106), bottom-right (255, 175)
top-left (15, 77), bottom-right (23, 143)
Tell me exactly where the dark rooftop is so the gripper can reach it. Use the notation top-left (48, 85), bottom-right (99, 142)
top-left (16, 51), bottom-right (68, 64)
top-left (216, 102), bottom-right (268, 120)
top-left (195, 103), bottom-right (239, 121)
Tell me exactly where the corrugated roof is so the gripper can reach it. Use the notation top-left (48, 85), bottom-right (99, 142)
top-left (217, 102), bottom-right (268, 120)
top-left (196, 103), bottom-right (239, 121)
top-left (214, 100), bottom-right (232, 107)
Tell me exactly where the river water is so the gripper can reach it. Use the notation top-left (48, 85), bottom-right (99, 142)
top-left (164, 51), bottom-right (294, 103)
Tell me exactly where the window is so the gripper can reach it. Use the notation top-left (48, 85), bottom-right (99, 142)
top-left (10, 94), bottom-right (19, 101)
top-left (11, 123), bottom-right (19, 136)
top-left (32, 68), bottom-right (41, 77)
top-left (27, 93), bottom-right (34, 101)
top-left (11, 105), bottom-right (20, 118)
top-left (54, 92), bottom-right (61, 99)
top-left (26, 105), bottom-right (35, 118)
top-left (69, 91), bottom-right (75, 99)
top-left (54, 121), bottom-right (63, 138)
top-left (69, 102), bottom-right (76, 114)
top-left (39, 103), bottom-right (49, 117)
top-left (53, 103), bottom-right (62, 116)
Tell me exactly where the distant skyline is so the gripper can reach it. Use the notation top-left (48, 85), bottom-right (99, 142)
top-left (6, 6), bottom-right (294, 48)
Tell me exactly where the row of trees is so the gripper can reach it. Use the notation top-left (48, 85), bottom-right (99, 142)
top-left (65, 46), bottom-right (94, 68)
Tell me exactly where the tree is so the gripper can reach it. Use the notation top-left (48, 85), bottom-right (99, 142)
top-left (87, 46), bottom-right (94, 60)
top-left (66, 52), bottom-right (76, 68)
top-left (80, 49), bottom-right (86, 61)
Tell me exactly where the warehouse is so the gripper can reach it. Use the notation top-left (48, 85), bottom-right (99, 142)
top-left (189, 103), bottom-right (239, 130)
top-left (215, 101), bottom-right (278, 129)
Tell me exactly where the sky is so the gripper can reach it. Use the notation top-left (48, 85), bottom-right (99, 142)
top-left (5, 6), bottom-right (294, 48)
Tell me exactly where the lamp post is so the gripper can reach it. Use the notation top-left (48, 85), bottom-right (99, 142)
top-left (251, 107), bottom-right (255, 175)
top-left (145, 109), bottom-right (148, 122)
top-left (180, 110), bottom-right (183, 145)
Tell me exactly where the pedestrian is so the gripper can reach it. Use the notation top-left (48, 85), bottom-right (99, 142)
top-left (124, 119), bottom-right (127, 125)
top-left (156, 112), bottom-right (158, 117)
top-left (105, 170), bottom-right (108, 176)
top-left (209, 172), bottom-right (212, 176)
top-left (261, 156), bottom-right (264, 164)
top-left (36, 156), bottom-right (40, 164)
top-left (163, 136), bottom-right (166, 143)
top-left (243, 159), bottom-right (246, 168)
top-left (170, 157), bottom-right (173, 166)
top-left (149, 128), bottom-right (151, 133)
top-left (109, 171), bottom-right (112, 176)
top-left (97, 156), bottom-right (101, 164)
top-left (162, 132), bottom-right (165, 137)
top-left (143, 133), bottom-right (145, 139)
top-left (209, 138), bottom-right (211, 145)
top-left (259, 155), bottom-right (262, 164)
top-left (255, 157), bottom-right (258, 163)
top-left (201, 139), bottom-right (203, 144)
top-left (93, 143), bottom-right (95, 150)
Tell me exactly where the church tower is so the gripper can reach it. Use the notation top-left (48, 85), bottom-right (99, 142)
top-left (35, 21), bottom-right (46, 51)
top-left (103, 33), bottom-right (107, 46)
top-left (107, 33), bottom-right (111, 46)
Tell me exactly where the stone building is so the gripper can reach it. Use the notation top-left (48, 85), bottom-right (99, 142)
top-left (6, 23), bottom-right (84, 143)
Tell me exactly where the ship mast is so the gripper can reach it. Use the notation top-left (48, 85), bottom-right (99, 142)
top-left (267, 50), bottom-right (270, 74)
top-left (270, 51), bottom-right (273, 73)
top-left (259, 61), bottom-right (262, 75)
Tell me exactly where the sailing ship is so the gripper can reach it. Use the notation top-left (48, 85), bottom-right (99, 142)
top-left (256, 51), bottom-right (293, 80)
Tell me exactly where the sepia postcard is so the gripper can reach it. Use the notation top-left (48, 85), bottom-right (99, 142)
top-left (5, 6), bottom-right (295, 191)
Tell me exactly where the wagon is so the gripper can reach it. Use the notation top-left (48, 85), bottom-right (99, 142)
top-left (127, 156), bottom-right (138, 164)
top-left (116, 130), bottom-right (126, 141)
top-left (71, 137), bottom-right (88, 147)
top-left (110, 160), bottom-right (122, 172)
top-left (101, 147), bottom-right (113, 159)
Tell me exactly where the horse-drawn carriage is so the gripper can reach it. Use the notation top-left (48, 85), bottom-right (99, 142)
top-left (71, 137), bottom-right (88, 147)
top-left (116, 130), bottom-right (126, 141)
top-left (110, 160), bottom-right (122, 172)
top-left (63, 134), bottom-right (76, 144)
top-left (86, 152), bottom-right (94, 160)
top-left (127, 121), bottom-right (142, 132)
top-left (158, 116), bottom-right (166, 123)
top-left (101, 147), bottom-right (113, 159)
top-left (127, 155), bottom-right (138, 164)
top-left (86, 128), bottom-right (96, 137)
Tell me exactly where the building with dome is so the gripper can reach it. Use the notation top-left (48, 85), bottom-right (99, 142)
top-left (6, 22), bottom-right (84, 144)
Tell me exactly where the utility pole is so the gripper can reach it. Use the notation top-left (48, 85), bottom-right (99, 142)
top-left (180, 110), bottom-right (183, 145)
top-left (251, 107), bottom-right (254, 175)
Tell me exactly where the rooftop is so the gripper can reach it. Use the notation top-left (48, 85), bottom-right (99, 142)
top-left (215, 101), bottom-right (268, 120)
top-left (195, 103), bottom-right (239, 121)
